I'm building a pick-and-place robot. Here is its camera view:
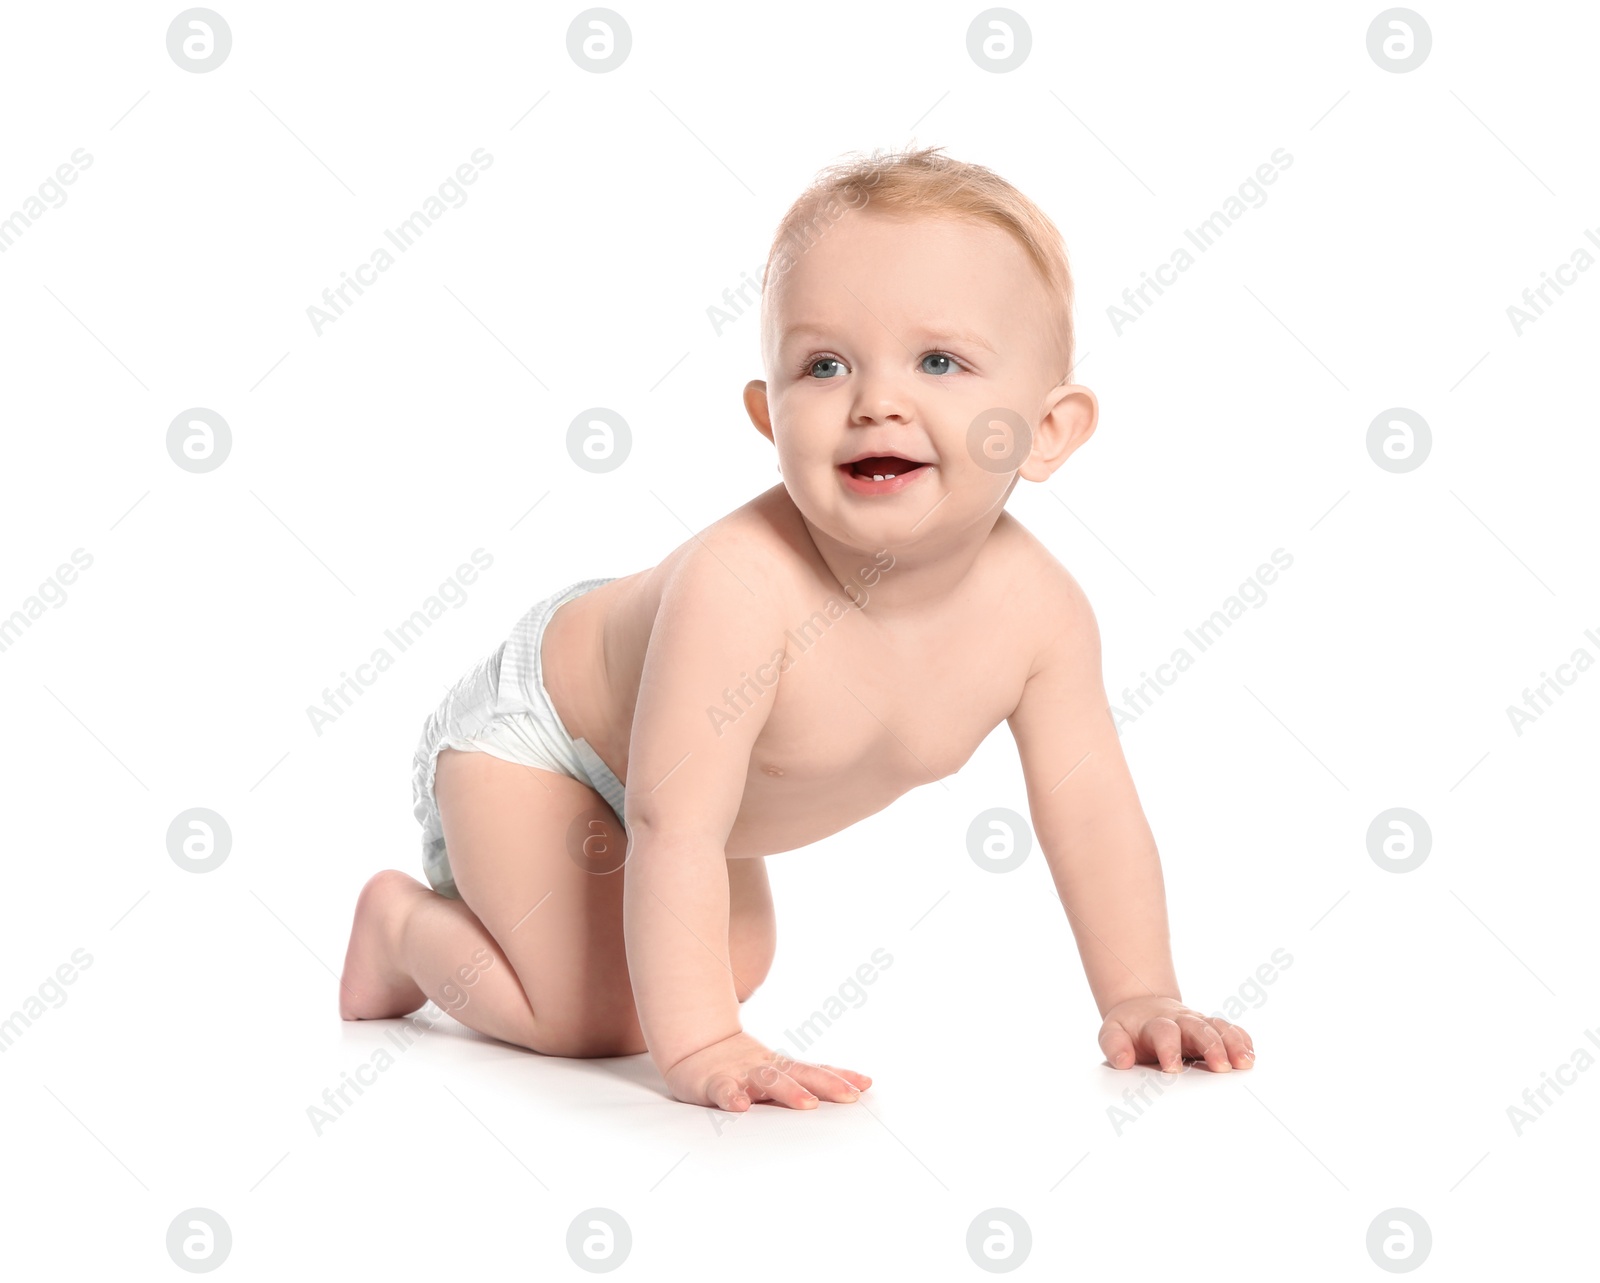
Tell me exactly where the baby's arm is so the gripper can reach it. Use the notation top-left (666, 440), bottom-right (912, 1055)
top-left (622, 546), bottom-right (870, 1110)
top-left (1006, 567), bottom-right (1256, 1073)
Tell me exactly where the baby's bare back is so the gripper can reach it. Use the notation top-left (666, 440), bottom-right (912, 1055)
top-left (541, 484), bottom-right (1054, 856)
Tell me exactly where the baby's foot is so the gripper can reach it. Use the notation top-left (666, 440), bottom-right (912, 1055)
top-left (339, 870), bottom-right (429, 1020)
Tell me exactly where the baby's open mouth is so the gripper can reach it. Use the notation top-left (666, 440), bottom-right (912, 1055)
top-left (842, 456), bottom-right (928, 480)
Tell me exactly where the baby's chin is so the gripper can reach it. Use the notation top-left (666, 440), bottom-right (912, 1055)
top-left (780, 467), bottom-right (969, 546)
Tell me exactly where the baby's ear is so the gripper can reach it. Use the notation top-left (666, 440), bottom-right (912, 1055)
top-left (744, 379), bottom-right (775, 444)
top-left (1020, 383), bottom-right (1098, 482)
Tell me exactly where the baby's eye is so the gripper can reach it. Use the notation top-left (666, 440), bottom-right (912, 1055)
top-left (920, 352), bottom-right (960, 375)
top-left (807, 357), bottom-right (845, 379)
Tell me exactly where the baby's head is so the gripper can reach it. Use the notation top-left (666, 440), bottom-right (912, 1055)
top-left (744, 144), bottom-right (1097, 548)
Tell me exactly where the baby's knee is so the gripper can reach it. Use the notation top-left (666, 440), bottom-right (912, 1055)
top-left (363, 869), bottom-right (432, 948)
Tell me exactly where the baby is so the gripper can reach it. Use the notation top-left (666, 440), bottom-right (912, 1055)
top-left (339, 144), bottom-right (1256, 1111)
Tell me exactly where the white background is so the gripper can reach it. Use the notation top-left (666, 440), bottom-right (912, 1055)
top-left (2, 1), bottom-right (1595, 1277)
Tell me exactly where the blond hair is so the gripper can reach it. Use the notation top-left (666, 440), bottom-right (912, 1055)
top-left (760, 144), bottom-right (1075, 380)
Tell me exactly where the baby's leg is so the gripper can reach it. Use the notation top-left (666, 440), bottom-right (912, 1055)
top-left (342, 748), bottom-right (648, 1057)
top-left (427, 747), bottom-right (648, 1058)
top-left (343, 748), bottom-right (776, 1059)
top-left (340, 870), bottom-right (542, 1048)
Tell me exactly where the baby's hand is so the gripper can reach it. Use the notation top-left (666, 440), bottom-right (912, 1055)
top-left (663, 1032), bottom-right (872, 1111)
top-left (1098, 996), bottom-right (1255, 1073)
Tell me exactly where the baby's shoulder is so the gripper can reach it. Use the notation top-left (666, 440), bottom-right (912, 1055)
top-left (990, 511), bottom-right (1094, 618)
top-left (983, 513), bottom-right (1103, 675)
top-left (643, 486), bottom-right (813, 614)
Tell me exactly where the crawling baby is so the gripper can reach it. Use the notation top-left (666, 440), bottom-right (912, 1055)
top-left (339, 144), bottom-right (1256, 1111)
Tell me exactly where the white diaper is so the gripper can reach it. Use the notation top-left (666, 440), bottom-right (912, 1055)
top-left (410, 577), bottom-right (627, 899)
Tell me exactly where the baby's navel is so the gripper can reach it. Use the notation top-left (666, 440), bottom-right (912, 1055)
top-left (761, 764), bottom-right (785, 777)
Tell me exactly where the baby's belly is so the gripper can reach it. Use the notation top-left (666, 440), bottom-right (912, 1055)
top-left (722, 770), bottom-right (918, 857)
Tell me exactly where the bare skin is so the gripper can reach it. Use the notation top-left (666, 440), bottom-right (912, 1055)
top-left (342, 205), bottom-right (1255, 1111)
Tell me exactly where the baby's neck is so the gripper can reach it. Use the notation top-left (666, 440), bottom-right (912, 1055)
top-left (800, 507), bottom-right (1008, 622)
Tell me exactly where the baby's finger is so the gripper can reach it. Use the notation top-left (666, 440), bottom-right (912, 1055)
top-left (1211, 1017), bottom-right (1256, 1069)
top-left (786, 1062), bottom-right (863, 1102)
top-left (745, 1064), bottom-right (819, 1110)
top-left (1142, 1016), bottom-right (1185, 1073)
top-left (707, 1073), bottom-right (751, 1112)
top-left (1097, 1019), bottom-right (1137, 1070)
top-left (1176, 1014), bottom-right (1232, 1072)
top-left (818, 1063), bottom-right (874, 1091)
